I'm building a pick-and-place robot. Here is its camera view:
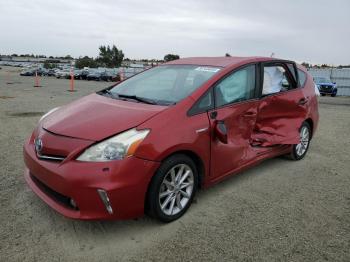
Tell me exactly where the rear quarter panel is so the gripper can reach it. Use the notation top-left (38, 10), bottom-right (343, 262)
top-left (299, 66), bottom-right (319, 136)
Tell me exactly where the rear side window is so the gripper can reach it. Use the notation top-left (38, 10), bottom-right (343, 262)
top-left (263, 65), bottom-right (292, 95)
top-left (298, 69), bottom-right (307, 87)
top-left (215, 65), bottom-right (256, 107)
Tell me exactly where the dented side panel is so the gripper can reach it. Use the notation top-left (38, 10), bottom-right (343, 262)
top-left (209, 100), bottom-right (260, 180)
top-left (252, 89), bottom-right (308, 146)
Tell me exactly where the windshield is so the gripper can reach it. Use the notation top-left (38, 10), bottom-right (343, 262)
top-left (314, 77), bottom-right (331, 83)
top-left (109, 65), bottom-right (221, 104)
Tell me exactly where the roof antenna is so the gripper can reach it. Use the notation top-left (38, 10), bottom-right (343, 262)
top-left (270, 52), bottom-right (275, 58)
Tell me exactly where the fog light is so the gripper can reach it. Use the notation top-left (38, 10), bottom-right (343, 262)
top-left (97, 189), bottom-right (113, 214)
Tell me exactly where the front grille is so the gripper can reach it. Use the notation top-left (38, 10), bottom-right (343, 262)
top-left (30, 173), bottom-right (78, 210)
top-left (36, 152), bottom-right (65, 162)
top-left (320, 85), bottom-right (333, 91)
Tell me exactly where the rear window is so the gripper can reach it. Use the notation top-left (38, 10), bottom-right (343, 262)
top-left (298, 69), bottom-right (307, 87)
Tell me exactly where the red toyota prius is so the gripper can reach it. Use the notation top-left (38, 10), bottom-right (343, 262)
top-left (24, 56), bottom-right (319, 222)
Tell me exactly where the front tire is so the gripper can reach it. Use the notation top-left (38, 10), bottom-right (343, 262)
top-left (147, 154), bottom-right (198, 222)
top-left (289, 122), bottom-right (311, 160)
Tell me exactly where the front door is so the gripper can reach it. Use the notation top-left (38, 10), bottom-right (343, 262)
top-left (209, 64), bottom-right (259, 181)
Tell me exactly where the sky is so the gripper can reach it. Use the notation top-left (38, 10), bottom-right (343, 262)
top-left (0, 0), bottom-right (349, 65)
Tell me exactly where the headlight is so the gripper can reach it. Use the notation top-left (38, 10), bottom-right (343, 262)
top-left (76, 128), bottom-right (150, 162)
top-left (39, 107), bottom-right (60, 122)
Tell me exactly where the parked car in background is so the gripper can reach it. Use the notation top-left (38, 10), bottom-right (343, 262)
top-left (20, 69), bottom-right (36, 76)
top-left (55, 69), bottom-right (70, 79)
top-left (20, 68), bottom-right (47, 76)
top-left (24, 56), bottom-right (319, 222)
top-left (87, 70), bottom-right (102, 81)
top-left (314, 77), bottom-right (337, 97)
top-left (79, 69), bottom-right (90, 80)
top-left (73, 69), bottom-right (83, 79)
top-left (47, 69), bottom-right (57, 77)
top-left (100, 71), bottom-right (119, 82)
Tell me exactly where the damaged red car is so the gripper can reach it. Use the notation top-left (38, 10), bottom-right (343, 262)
top-left (23, 56), bottom-right (319, 222)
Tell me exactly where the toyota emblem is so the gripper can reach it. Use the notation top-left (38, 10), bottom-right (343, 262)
top-left (34, 138), bottom-right (43, 153)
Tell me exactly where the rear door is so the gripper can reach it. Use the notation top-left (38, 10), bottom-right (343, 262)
top-left (208, 64), bottom-right (260, 180)
top-left (251, 61), bottom-right (308, 146)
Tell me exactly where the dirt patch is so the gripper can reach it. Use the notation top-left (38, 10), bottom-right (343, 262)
top-left (0, 96), bottom-right (15, 99)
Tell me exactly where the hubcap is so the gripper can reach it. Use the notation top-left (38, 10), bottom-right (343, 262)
top-left (295, 126), bottom-right (310, 156)
top-left (159, 164), bottom-right (194, 216)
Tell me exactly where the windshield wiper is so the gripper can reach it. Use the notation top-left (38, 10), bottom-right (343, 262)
top-left (117, 94), bottom-right (158, 105)
top-left (101, 89), bottom-right (117, 98)
top-left (101, 90), bottom-right (174, 105)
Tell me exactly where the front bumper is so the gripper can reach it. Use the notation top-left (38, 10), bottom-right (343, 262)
top-left (319, 86), bottom-right (337, 95)
top-left (23, 137), bottom-right (160, 220)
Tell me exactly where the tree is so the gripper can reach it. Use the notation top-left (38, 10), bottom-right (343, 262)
top-left (301, 62), bottom-right (311, 68)
top-left (75, 56), bottom-right (98, 69)
top-left (164, 54), bottom-right (180, 62)
top-left (97, 45), bottom-right (124, 67)
top-left (43, 61), bottom-right (57, 69)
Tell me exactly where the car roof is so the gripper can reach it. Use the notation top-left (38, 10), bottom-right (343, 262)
top-left (164, 56), bottom-right (277, 68)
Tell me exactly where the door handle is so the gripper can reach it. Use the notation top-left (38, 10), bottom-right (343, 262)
top-left (242, 111), bottom-right (257, 118)
top-left (298, 98), bottom-right (309, 105)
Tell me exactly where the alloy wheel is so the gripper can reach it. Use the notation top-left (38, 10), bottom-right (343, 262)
top-left (295, 126), bottom-right (310, 157)
top-left (158, 164), bottom-right (194, 216)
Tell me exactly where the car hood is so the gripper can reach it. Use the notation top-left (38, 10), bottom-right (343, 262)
top-left (317, 82), bottom-right (335, 86)
top-left (42, 93), bottom-right (167, 141)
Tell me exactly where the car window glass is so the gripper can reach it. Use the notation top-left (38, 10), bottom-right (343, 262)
top-left (137, 69), bottom-right (177, 93)
top-left (215, 65), bottom-right (256, 107)
top-left (188, 90), bottom-right (213, 115)
top-left (262, 66), bottom-right (292, 95)
top-left (287, 63), bottom-right (297, 81)
top-left (298, 69), bottom-right (307, 87)
top-left (112, 65), bottom-right (220, 104)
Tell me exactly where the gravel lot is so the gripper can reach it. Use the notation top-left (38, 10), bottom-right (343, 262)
top-left (1, 66), bottom-right (349, 262)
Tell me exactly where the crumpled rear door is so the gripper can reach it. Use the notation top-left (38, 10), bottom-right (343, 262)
top-left (251, 62), bottom-right (309, 147)
top-left (251, 92), bottom-right (308, 146)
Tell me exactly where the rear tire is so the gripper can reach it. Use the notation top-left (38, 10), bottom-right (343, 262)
top-left (147, 154), bottom-right (198, 222)
top-left (289, 122), bottom-right (311, 160)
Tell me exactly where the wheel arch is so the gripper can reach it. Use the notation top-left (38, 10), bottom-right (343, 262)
top-left (304, 118), bottom-right (314, 139)
top-left (144, 150), bottom-right (206, 212)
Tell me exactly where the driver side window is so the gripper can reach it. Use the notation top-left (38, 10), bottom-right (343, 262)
top-left (214, 65), bottom-right (256, 107)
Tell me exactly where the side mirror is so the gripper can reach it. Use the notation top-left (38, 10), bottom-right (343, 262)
top-left (214, 121), bottom-right (228, 144)
top-left (333, 82), bottom-right (336, 85)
